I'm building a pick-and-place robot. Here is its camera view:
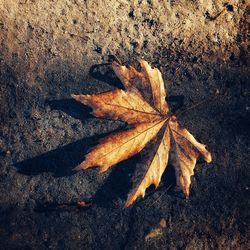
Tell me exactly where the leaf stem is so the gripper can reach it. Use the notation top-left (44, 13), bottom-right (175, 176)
top-left (175, 91), bottom-right (219, 117)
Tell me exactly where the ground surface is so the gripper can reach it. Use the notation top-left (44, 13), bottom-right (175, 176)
top-left (0, 0), bottom-right (249, 249)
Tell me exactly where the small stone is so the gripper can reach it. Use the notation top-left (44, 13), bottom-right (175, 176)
top-left (145, 228), bottom-right (162, 241)
top-left (159, 218), bottom-right (167, 228)
top-left (94, 46), bottom-right (102, 54)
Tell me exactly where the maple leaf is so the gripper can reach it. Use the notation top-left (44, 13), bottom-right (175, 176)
top-left (72, 60), bottom-right (212, 207)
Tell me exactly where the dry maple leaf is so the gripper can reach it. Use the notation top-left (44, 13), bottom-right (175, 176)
top-left (72, 60), bottom-right (212, 207)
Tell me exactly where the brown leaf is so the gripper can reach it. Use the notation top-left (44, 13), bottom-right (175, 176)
top-left (72, 88), bottom-right (161, 124)
top-left (72, 60), bottom-right (212, 207)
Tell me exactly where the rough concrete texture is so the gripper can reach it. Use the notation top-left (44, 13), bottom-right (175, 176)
top-left (0, 0), bottom-right (249, 249)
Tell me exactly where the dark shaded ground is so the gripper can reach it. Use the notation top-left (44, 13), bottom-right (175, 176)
top-left (0, 52), bottom-right (250, 249)
top-left (0, 2), bottom-right (250, 248)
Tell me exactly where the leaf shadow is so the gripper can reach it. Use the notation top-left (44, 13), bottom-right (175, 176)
top-left (161, 164), bottom-right (177, 190)
top-left (92, 155), bottom-right (140, 208)
top-left (15, 62), bottom-right (124, 177)
top-left (46, 98), bottom-right (93, 121)
top-left (167, 95), bottom-right (185, 113)
top-left (89, 63), bottom-right (124, 89)
top-left (15, 136), bottom-right (93, 177)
